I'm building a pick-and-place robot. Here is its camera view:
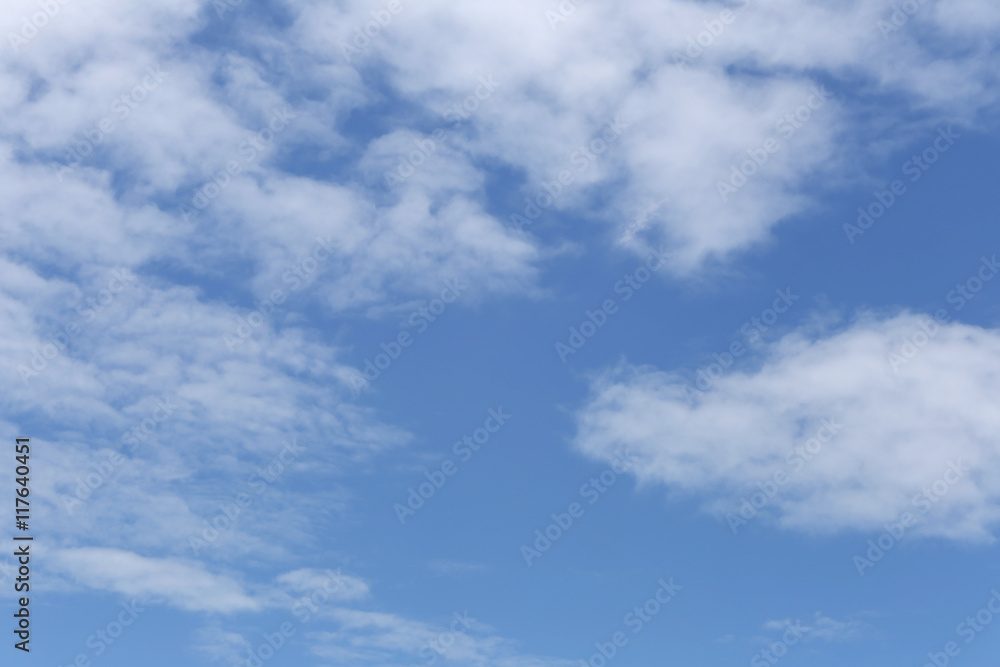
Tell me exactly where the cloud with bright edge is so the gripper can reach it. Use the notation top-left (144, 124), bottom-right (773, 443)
top-left (1, 0), bottom-right (1000, 662)
top-left (574, 312), bottom-right (1000, 542)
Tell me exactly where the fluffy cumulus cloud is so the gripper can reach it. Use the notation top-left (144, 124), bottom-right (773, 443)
top-left (574, 312), bottom-right (1000, 541)
top-left (1, 0), bottom-right (997, 661)
top-left (2, 0), bottom-right (998, 304)
top-left (0, 0), bottom-right (535, 617)
top-left (286, 0), bottom-right (1000, 269)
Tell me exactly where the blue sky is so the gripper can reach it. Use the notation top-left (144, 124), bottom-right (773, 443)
top-left (3, 0), bottom-right (1000, 665)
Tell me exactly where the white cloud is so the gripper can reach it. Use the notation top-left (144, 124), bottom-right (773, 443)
top-left (574, 312), bottom-right (1000, 541)
top-left (805, 612), bottom-right (872, 642)
top-left (0, 272), bottom-right (411, 576)
top-left (763, 611), bottom-right (872, 643)
top-left (195, 627), bottom-right (254, 666)
top-left (275, 568), bottom-right (370, 601)
top-left (51, 547), bottom-right (260, 613)
top-left (307, 607), bottom-right (575, 667)
top-left (5, 0), bottom-right (995, 314)
top-left (2, 0), bottom-right (999, 661)
top-left (280, 0), bottom-right (1000, 270)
